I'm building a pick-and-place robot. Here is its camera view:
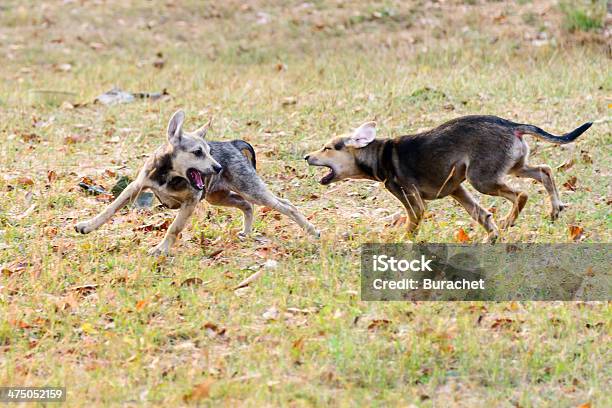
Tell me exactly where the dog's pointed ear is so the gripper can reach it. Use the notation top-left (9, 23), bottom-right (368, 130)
top-left (194, 117), bottom-right (212, 139)
top-left (167, 110), bottom-right (185, 143)
top-left (345, 121), bottom-right (377, 148)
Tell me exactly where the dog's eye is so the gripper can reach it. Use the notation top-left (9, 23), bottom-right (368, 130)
top-left (192, 149), bottom-right (204, 157)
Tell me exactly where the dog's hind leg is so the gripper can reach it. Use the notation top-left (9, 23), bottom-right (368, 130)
top-left (469, 176), bottom-right (528, 231)
top-left (75, 180), bottom-right (144, 234)
top-left (512, 164), bottom-right (564, 220)
top-left (240, 186), bottom-right (319, 238)
top-left (206, 190), bottom-right (254, 237)
top-left (451, 185), bottom-right (499, 242)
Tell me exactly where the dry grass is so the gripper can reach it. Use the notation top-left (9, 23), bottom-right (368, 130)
top-left (0, 1), bottom-right (611, 406)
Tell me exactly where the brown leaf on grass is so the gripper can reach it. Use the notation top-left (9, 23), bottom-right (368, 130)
top-left (181, 277), bottom-right (204, 287)
top-left (569, 225), bottom-right (585, 241)
top-left (368, 319), bottom-right (392, 330)
top-left (135, 299), bottom-right (148, 311)
top-left (70, 284), bottom-right (98, 296)
top-left (392, 215), bottom-right (407, 226)
top-left (234, 270), bottom-right (264, 289)
top-left (292, 337), bottom-right (305, 351)
top-left (134, 219), bottom-right (170, 232)
top-left (563, 176), bottom-right (577, 191)
top-left (204, 322), bottom-right (226, 336)
top-left (580, 151), bottom-right (592, 164)
top-left (47, 170), bottom-right (58, 183)
top-left (43, 226), bottom-right (58, 238)
top-left (456, 228), bottom-right (470, 243)
top-left (1, 260), bottom-right (28, 277)
top-left (9, 319), bottom-right (32, 329)
top-left (56, 293), bottom-right (79, 311)
top-left (64, 134), bottom-right (84, 144)
top-left (576, 403), bottom-right (591, 408)
top-left (16, 176), bottom-right (34, 186)
top-left (208, 249), bottom-right (223, 258)
top-left (104, 169), bottom-right (117, 178)
top-left (183, 379), bottom-right (214, 402)
top-left (490, 318), bottom-right (514, 330)
top-left (556, 158), bottom-right (575, 171)
top-left (21, 133), bottom-right (41, 143)
top-left (507, 301), bottom-right (520, 312)
top-left (95, 193), bottom-right (114, 203)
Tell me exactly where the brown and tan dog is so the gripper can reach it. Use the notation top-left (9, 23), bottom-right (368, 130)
top-left (305, 115), bottom-right (592, 241)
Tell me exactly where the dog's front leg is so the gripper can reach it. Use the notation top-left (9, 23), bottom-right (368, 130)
top-left (148, 199), bottom-right (198, 256)
top-left (75, 179), bottom-right (145, 234)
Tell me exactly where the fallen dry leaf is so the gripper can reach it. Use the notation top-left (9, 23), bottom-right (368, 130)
top-left (1, 260), bottom-right (28, 277)
top-left (204, 322), bottom-right (226, 336)
top-left (569, 225), bottom-right (584, 241)
top-left (456, 228), bottom-right (470, 243)
top-left (183, 379), bottom-right (214, 402)
top-left (70, 284), bottom-right (98, 296)
top-left (491, 318), bottom-right (515, 330)
top-left (134, 219), bottom-right (170, 232)
top-left (135, 299), bottom-right (148, 311)
top-left (16, 176), bottom-right (34, 186)
top-left (181, 277), bottom-right (204, 287)
top-left (563, 176), bottom-right (577, 191)
top-left (368, 319), bottom-right (392, 330)
top-left (47, 170), bottom-right (58, 183)
top-left (556, 158), bottom-right (575, 171)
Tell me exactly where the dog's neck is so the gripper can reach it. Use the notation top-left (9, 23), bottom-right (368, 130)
top-left (353, 139), bottom-right (393, 183)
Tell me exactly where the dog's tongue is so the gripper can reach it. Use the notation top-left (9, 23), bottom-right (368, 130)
top-left (193, 171), bottom-right (204, 189)
top-left (189, 169), bottom-right (204, 189)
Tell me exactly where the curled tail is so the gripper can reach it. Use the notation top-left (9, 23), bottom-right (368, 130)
top-left (516, 122), bottom-right (592, 144)
top-left (231, 140), bottom-right (257, 169)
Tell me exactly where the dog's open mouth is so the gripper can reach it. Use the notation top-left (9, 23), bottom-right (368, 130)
top-left (319, 166), bottom-right (335, 185)
top-left (186, 168), bottom-right (206, 190)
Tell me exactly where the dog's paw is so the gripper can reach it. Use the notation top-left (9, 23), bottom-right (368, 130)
top-left (483, 232), bottom-right (499, 244)
top-left (75, 221), bottom-right (94, 234)
top-left (550, 202), bottom-right (567, 221)
top-left (498, 218), bottom-right (514, 230)
top-left (237, 231), bottom-right (249, 241)
top-left (148, 244), bottom-right (169, 257)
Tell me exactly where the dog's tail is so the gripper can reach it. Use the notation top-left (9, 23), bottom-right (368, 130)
top-left (515, 122), bottom-right (592, 144)
top-left (231, 140), bottom-right (257, 169)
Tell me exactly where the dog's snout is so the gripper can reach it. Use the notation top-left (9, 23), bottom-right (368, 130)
top-left (304, 154), bottom-right (310, 161)
top-left (213, 164), bottom-right (223, 174)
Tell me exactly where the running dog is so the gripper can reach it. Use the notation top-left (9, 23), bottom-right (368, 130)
top-left (75, 110), bottom-right (320, 255)
top-left (305, 115), bottom-right (592, 241)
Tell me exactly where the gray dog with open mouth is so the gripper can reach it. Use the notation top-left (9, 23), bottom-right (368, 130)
top-left (75, 110), bottom-right (319, 255)
top-left (305, 115), bottom-right (591, 242)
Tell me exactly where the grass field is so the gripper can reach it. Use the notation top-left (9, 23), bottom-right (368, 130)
top-left (1, 1), bottom-right (611, 406)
